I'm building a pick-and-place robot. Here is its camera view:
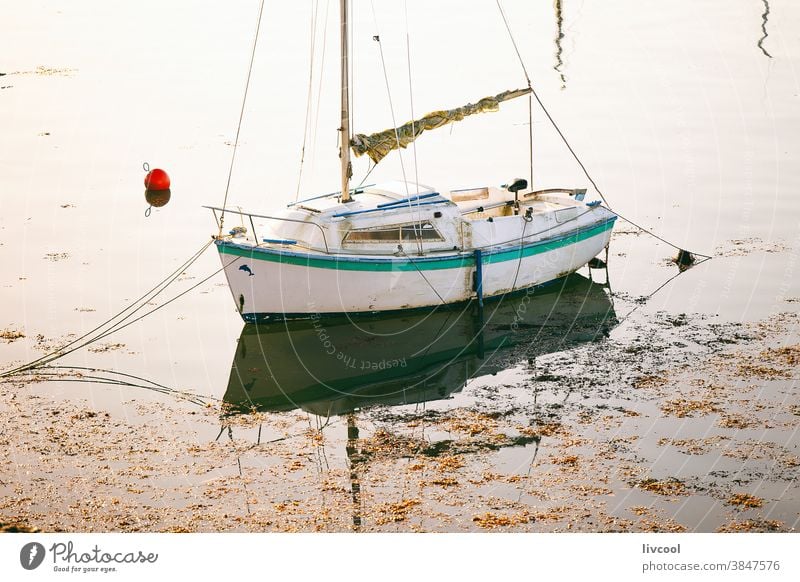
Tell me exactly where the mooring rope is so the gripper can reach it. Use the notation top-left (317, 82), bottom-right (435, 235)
top-left (0, 240), bottom-right (235, 378)
top-left (613, 254), bottom-right (713, 326)
top-left (7, 365), bottom-right (215, 407)
top-left (1, 240), bottom-right (213, 377)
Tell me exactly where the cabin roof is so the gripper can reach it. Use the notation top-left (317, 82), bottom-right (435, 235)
top-left (290, 181), bottom-right (454, 221)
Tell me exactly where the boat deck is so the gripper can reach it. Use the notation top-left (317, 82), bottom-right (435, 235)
top-left (208, 182), bottom-right (595, 257)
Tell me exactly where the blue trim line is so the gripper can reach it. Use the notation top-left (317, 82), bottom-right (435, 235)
top-left (451, 186), bottom-right (488, 193)
top-left (217, 216), bottom-right (617, 271)
top-left (287, 184), bottom-right (375, 207)
top-left (262, 238), bottom-right (297, 245)
top-left (376, 192), bottom-right (441, 208)
top-left (332, 199), bottom-right (449, 218)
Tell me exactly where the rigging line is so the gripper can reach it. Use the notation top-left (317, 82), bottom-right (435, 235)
top-left (606, 207), bottom-right (713, 259)
top-left (311, 0), bottom-right (331, 169)
top-left (528, 94), bottom-right (534, 188)
top-left (21, 365), bottom-right (178, 393)
top-left (11, 376), bottom-right (208, 406)
top-left (78, 255), bottom-right (242, 348)
top-left (25, 372), bottom-right (207, 406)
top-left (7, 252), bottom-right (238, 376)
top-left (496, 0), bottom-right (534, 189)
top-left (509, 213), bottom-right (531, 293)
top-left (229, 360), bottom-right (259, 412)
top-left (496, 0), bottom-right (531, 85)
top-left (404, 0), bottom-right (424, 242)
top-left (8, 368), bottom-right (211, 404)
top-left (218, 0), bottom-right (267, 237)
top-left (369, 1), bottom-right (422, 254)
top-left (472, 206), bottom-right (595, 251)
top-left (614, 256), bottom-right (712, 326)
top-left (529, 87), bottom-right (713, 259)
top-left (356, 161), bottom-right (376, 188)
top-left (218, 426), bottom-right (253, 515)
top-left (398, 248), bottom-right (446, 305)
top-left (295, 0), bottom-right (321, 201)
top-left (529, 88), bottom-right (608, 207)
top-left (418, 308), bottom-right (457, 360)
top-left (30, 242), bottom-right (213, 369)
top-left (0, 239), bottom-right (213, 377)
top-left (349, 0), bottom-right (355, 132)
top-left (494, 0), bottom-right (709, 258)
top-left (28, 365), bottom-right (217, 403)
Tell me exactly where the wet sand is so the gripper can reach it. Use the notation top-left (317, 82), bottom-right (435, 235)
top-left (1, 295), bottom-right (797, 533)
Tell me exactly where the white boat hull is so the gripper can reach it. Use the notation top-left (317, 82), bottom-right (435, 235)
top-left (216, 213), bottom-right (616, 321)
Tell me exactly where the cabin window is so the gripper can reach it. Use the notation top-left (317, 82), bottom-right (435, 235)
top-left (344, 221), bottom-right (444, 243)
top-left (555, 207), bottom-right (578, 224)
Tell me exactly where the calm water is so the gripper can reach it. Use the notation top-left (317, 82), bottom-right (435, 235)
top-left (0, 0), bottom-right (798, 532)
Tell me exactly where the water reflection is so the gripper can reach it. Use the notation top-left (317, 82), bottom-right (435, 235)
top-left (758, 0), bottom-right (772, 58)
top-left (554, 0), bottom-right (567, 88)
top-left (223, 273), bottom-right (617, 417)
top-left (345, 414), bottom-right (364, 530)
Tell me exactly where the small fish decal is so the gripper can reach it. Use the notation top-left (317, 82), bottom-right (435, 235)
top-left (238, 265), bottom-right (255, 277)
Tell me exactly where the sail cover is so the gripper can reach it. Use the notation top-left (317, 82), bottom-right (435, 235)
top-left (350, 87), bottom-right (532, 164)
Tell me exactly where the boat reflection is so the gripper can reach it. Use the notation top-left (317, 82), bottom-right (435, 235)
top-left (222, 272), bottom-right (617, 417)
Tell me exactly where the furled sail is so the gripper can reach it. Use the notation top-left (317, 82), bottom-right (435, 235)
top-left (350, 87), bottom-right (532, 164)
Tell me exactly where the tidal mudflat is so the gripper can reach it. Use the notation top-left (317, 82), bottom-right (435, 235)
top-left (1, 267), bottom-right (798, 532)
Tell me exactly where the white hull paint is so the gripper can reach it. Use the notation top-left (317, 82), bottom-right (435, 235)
top-left (216, 212), bottom-right (615, 321)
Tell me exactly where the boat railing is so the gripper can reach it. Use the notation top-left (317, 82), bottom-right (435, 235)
top-left (459, 188), bottom-right (588, 215)
top-left (203, 206), bottom-right (330, 254)
top-left (524, 188), bottom-right (587, 199)
top-left (460, 200), bottom-right (515, 215)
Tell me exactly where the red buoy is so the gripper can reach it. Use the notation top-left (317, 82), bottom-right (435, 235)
top-left (144, 168), bottom-right (171, 191)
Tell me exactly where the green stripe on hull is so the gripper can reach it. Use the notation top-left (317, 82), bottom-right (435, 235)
top-left (217, 217), bottom-right (615, 272)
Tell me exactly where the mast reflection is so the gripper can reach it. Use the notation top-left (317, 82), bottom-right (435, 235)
top-left (554, 0), bottom-right (567, 88)
top-left (758, 0), bottom-right (772, 58)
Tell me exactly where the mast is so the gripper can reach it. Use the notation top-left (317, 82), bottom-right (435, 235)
top-left (339, 0), bottom-right (352, 202)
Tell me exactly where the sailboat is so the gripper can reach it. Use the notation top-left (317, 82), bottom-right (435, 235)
top-left (209, 2), bottom-right (616, 323)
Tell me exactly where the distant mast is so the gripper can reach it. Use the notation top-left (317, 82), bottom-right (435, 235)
top-left (340, 0), bottom-right (352, 202)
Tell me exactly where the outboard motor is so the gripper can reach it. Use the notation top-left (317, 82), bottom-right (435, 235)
top-left (507, 178), bottom-right (528, 193)
top-left (507, 178), bottom-right (528, 215)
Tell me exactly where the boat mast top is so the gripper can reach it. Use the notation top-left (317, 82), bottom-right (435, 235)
top-left (339, 0), bottom-right (352, 202)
